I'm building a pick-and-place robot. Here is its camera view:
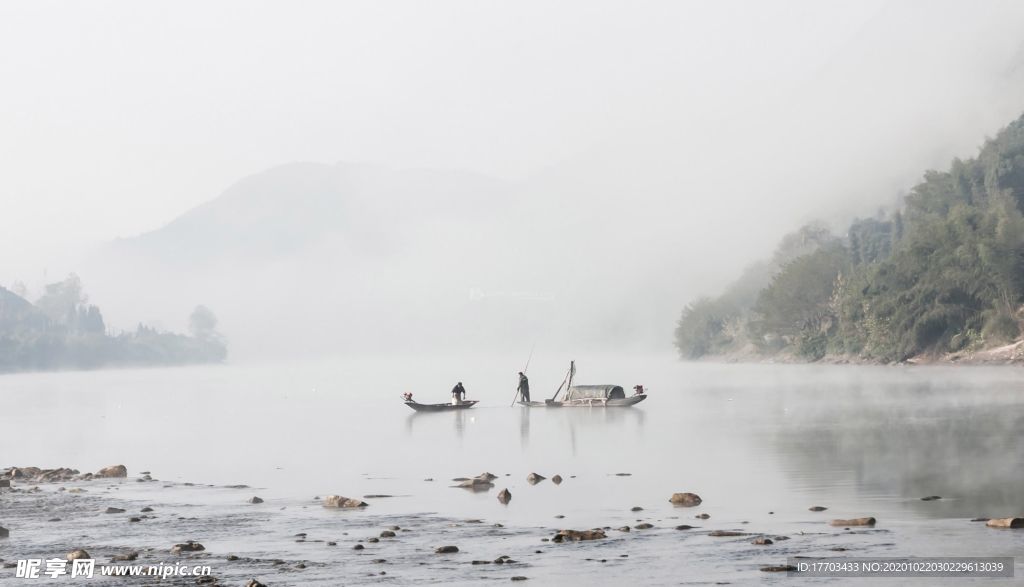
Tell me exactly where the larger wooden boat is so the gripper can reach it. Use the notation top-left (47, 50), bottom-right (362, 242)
top-left (518, 361), bottom-right (647, 408)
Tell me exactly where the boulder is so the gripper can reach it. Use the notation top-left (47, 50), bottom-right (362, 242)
top-left (552, 529), bottom-right (606, 542)
top-left (527, 473), bottom-right (546, 485)
top-left (435, 545), bottom-right (459, 553)
top-left (760, 565), bottom-right (797, 572)
top-left (829, 517), bottom-right (876, 527)
top-left (97, 465), bottom-right (128, 478)
top-left (247, 497), bottom-right (264, 504)
top-left (986, 518), bottom-right (1024, 529)
top-left (669, 492), bottom-right (702, 506)
top-left (551, 475), bottom-right (563, 485)
top-left (66, 549), bottom-right (90, 561)
top-left (456, 478), bottom-right (493, 489)
top-left (323, 495), bottom-right (368, 508)
top-left (170, 541), bottom-right (205, 554)
top-left (498, 488), bottom-right (512, 504)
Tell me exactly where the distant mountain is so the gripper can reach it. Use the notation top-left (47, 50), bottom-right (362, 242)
top-left (111, 162), bottom-right (516, 267)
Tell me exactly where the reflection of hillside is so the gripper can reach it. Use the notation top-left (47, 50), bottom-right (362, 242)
top-left (772, 390), bottom-right (1024, 517)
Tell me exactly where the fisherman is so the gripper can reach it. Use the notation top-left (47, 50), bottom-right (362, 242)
top-left (633, 384), bottom-right (645, 396)
top-left (517, 371), bottom-right (530, 403)
top-left (451, 382), bottom-right (466, 405)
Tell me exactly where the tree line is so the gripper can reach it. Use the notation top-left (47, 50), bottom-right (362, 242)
top-left (676, 113), bottom-right (1024, 362)
top-left (0, 274), bottom-right (227, 372)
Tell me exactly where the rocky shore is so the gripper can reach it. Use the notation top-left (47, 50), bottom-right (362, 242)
top-left (2, 464), bottom-right (1021, 585)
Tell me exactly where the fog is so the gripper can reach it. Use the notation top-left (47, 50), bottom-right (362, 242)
top-left (3, 1), bottom-right (1024, 359)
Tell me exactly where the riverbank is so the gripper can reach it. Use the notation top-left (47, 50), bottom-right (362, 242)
top-left (691, 340), bottom-right (1024, 366)
top-left (2, 463), bottom-right (1023, 585)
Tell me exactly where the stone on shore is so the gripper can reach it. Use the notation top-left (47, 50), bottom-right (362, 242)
top-left (669, 492), bottom-right (702, 506)
top-left (171, 541), bottom-right (205, 554)
top-left (830, 517), bottom-right (876, 527)
top-left (97, 465), bottom-right (128, 478)
top-left (760, 565), bottom-right (797, 572)
top-left (323, 495), bottom-right (368, 508)
top-left (986, 518), bottom-right (1024, 529)
top-left (552, 529), bottom-right (606, 542)
top-left (435, 545), bottom-right (459, 553)
top-left (498, 488), bottom-right (512, 504)
top-left (66, 550), bottom-right (90, 561)
top-left (527, 473), bottom-right (546, 485)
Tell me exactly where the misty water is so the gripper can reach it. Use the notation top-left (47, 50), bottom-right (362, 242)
top-left (3, 357), bottom-right (1024, 585)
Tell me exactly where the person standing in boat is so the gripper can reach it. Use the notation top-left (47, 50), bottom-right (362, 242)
top-left (451, 381), bottom-right (466, 405)
top-left (517, 372), bottom-right (530, 403)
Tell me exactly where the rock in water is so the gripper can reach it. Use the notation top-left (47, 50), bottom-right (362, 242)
top-left (104, 507), bottom-right (125, 514)
top-left (245, 580), bottom-right (267, 587)
top-left (551, 475), bottom-right (563, 485)
top-left (380, 530), bottom-right (396, 538)
top-left (170, 541), bottom-right (205, 554)
top-left (921, 495), bottom-right (942, 501)
top-left (634, 523), bottom-right (653, 530)
top-left (752, 537), bottom-right (774, 545)
top-left (760, 565), bottom-right (797, 572)
top-left (111, 552), bottom-right (138, 562)
top-left (809, 506), bottom-right (828, 512)
top-left (552, 529), bottom-right (606, 542)
top-left (248, 496), bottom-right (264, 504)
top-left (498, 488), bottom-right (512, 504)
top-left (829, 517), bottom-right (876, 527)
top-left (435, 545), bottom-right (459, 553)
top-left (66, 550), bottom-right (90, 561)
top-left (669, 492), bottom-right (702, 506)
top-left (708, 530), bottom-right (746, 537)
top-left (323, 495), bottom-right (368, 508)
top-left (97, 465), bottom-right (128, 478)
top-left (986, 518), bottom-right (1024, 529)
top-left (456, 478), bottom-right (494, 489)
top-left (0, 526), bottom-right (8, 538)
top-left (477, 472), bottom-right (498, 481)
top-left (527, 473), bottom-right (546, 485)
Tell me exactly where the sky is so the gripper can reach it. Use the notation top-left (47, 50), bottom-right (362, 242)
top-left (1, 1), bottom-right (889, 247)
top-left (3, 0), bottom-right (1024, 350)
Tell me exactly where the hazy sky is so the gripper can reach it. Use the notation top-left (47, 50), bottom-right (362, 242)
top-left (1, 1), bottom-right (887, 245)
top-left (3, 1), bottom-right (1024, 307)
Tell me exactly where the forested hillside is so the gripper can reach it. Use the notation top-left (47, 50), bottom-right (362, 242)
top-left (0, 275), bottom-right (226, 372)
top-left (676, 114), bottom-right (1024, 363)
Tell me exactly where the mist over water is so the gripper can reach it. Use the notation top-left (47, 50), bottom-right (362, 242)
top-left (3, 358), bottom-right (1024, 584)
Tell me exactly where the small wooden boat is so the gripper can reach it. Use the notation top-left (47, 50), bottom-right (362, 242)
top-left (404, 399), bottom-right (478, 412)
top-left (518, 361), bottom-right (647, 408)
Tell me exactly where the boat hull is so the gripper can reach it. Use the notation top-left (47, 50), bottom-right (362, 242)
top-left (405, 400), bottom-right (478, 412)
top-left (518, 395), bottom-right (647, 408)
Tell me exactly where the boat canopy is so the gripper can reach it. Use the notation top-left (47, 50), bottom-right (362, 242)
top-left (564, 385), bottom-right (626, 401)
